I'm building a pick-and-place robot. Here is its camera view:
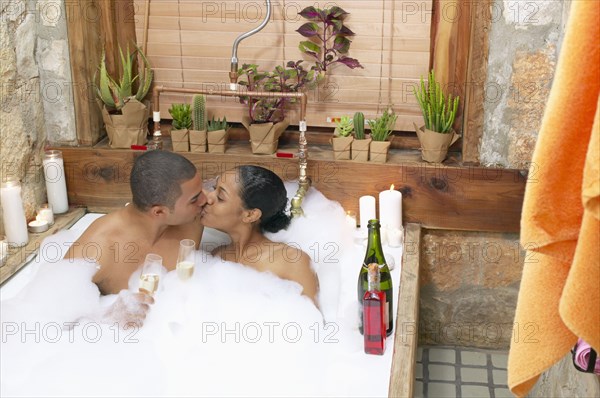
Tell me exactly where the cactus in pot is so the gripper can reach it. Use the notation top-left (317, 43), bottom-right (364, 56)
top-left (351, 111), bottom-right (371, 161)
top-left (168, 103), bottom-right (192, 152)
top-left (331, 115), bottom-right (354, 161)
top-left (190, 94), bottom-right (207, 152)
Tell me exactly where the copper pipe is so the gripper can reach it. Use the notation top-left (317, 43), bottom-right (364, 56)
top-left (151, 85), bottom-right (310, 212)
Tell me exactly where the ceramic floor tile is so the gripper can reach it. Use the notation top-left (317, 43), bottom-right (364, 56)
top-left (415, 363), bottom-right (423, 379)
top-left (492, 369), bottom-right (508, 385)
top-left (461, 367), bottom-right (488, 383)
top-left (428, 382), bottom-right (457, 397)
top-left (417, 346), bottom-right (423, 362)
top-left (429, 347), bottom-right (456, 364)
top-left (495, 387), bottom-right (513, 397)
top-left (414, 381), bottom-right (424, 398)
top-left (429, 364), bottom-right (456, 381)
top-left (460, 350), bottom-right (488, 366)
top-left (491, 353), bottom-right (508, 369)
top-left (461, 384), bottom-right (491, 398)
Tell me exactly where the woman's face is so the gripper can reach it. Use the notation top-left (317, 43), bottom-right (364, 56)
top-left (200, 170), bottom-right (247, 232)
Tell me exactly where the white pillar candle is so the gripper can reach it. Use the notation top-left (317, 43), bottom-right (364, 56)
top-left (38, 204), bottom-right (54, 225)
top-left (387, 226), bottom-right (404, 248)
top-left (43, 150), bottom-right (69, 214)
top-left (0, 236), bottom-right (8, 264)
top-left (0, 180), bottom-right (29, 247)
top-left (379, 184), bottom-right (402, 230)
top-left (345, 210), bottom-right (357, 228)
top-left (359, 195), bottom-right (376, 229)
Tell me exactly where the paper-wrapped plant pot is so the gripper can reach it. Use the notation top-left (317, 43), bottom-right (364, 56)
top-left (351, 138), bottom-right (371, 161)
top-left (189, 129), bottom-right (207, 153)
top-left (207, 128), bottom-right (229, 153)
top-left (242, 116), bottom-right (289, 155)
top-left (414, 123), bottom-right (460, 163)
top-left (101, 99), bottom-right (149, 149)
top-left (171, 129), bottom-right (190, 152)
top-left (369, 141), bottom-right (391, 163)
top-left (331, 136), bottom-right (353, 160)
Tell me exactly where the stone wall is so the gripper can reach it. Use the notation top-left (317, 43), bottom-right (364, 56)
top-left (528, 353), bottom-right (600, 397)
top-left (0, 0), bottom-right (75, 236)
top-left (419, 229), bottom-right (525, 350)
top-left (480, 0), bottom-right (570, 168)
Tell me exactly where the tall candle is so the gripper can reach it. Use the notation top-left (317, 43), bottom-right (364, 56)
top-left (0, 180), bottom-right (29, 247)
top-left (43, 150), bottom-right (69, 214)
top-left (379, 184), bottom-right (402, 230)
top-left (359, 195), bottom-right (376, 229)
top-left (0, 236), bottom-right (8, 264)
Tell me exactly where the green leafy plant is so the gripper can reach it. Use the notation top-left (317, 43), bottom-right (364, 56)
top-left (413, 70), bottom-right (459, 134)
top-left (237, 61), bottom-right (319, 124)
top-left (237, 6), bottom-right (362, 124)
top-left (297, 6), bottom-right (363, 72)
top-left (368, 107), bottom-right (397, 141)
top-left (334, 115), bottom-right (353, 137)
top-left (95, 44), bottom-right (153, 112)
top-left (168, 104), bottom-right (192, 130)
top-left (192, 94), bottom-right (206, 131)
top-left (353, 112), bottom-right (365, 139)
top-left (207, 116), bottom-right (228, 132)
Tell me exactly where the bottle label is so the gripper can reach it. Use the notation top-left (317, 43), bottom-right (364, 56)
top-left (363, 262), bottom-right (387, 269)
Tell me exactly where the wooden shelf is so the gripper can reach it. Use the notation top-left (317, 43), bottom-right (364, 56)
top-left (56, 142), bottom-right (524, 232)
top-left (0, 208), bottom-right (87, 285)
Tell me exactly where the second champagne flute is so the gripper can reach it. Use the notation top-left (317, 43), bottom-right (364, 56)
top-left (139, 253), bottom-right (163, 295)
top-left (176, 239), bottom-right (196, 281)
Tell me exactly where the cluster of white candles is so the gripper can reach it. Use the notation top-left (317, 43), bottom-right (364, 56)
top-left (1, 150), bottom-right (68, 249)
top-left (346, 185), bottom-right (403, 247)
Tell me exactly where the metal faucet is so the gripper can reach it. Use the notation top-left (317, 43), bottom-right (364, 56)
top-left (229, 0), bottom-right (272, 90)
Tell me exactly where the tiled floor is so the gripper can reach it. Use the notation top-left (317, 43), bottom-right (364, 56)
top-left (415, 346), bottom-right (510, 398)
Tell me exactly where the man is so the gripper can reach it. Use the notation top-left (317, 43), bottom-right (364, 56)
top-left (65, 150), bottom-right (206, 324)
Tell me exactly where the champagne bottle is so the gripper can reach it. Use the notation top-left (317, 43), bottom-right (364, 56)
top-left (358, 219), bottom-right (393, 336)
top-left (363, 263), bottom-right (386, 355)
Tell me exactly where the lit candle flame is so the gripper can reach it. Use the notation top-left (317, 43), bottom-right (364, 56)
top-left (390, 184), bottom-right (395, 191)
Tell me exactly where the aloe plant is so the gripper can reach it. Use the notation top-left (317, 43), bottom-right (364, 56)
top-left (413, 70), bottom-right (459, 134)
top-left (192, 94), bottom-right (206, 130)
top-left (169, 104), bottom-right (192, 130)
top-left (334, 115), bottom-right (353, 137)
top-left (353, 112), bottom-right (365, 139)
top-left (368, 107), bottom-right (397, 142)
top-left (207, 116), bottom-right (228, 132)
top-left (96, 44), bottom-right (153, 112)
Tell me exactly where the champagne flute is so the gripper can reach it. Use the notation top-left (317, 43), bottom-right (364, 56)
top-left (176, 239), bottom-right (196, 281)
top-left (139, 253), bottom-right (163, 295)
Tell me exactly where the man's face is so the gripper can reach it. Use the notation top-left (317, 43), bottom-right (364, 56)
top-left (167, 172), bottom-right (206, 225)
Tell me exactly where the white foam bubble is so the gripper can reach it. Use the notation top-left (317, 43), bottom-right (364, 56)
top-left (1, 185), bottom-right (399, 397)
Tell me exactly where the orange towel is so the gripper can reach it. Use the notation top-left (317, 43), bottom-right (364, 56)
top-left (508, 1), bottom-right (600, 396)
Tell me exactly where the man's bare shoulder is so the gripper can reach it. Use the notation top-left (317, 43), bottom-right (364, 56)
top-left (64, 210), bottom-right (129, 260)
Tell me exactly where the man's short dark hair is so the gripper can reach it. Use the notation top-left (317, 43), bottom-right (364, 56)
top-left (130, 151), bottom-right (197, 211)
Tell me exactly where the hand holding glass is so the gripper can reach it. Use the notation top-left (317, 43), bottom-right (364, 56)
top-left (176, 239), bottom-right (196, 281)
top-left (139, 253), bottom-right (163, 295)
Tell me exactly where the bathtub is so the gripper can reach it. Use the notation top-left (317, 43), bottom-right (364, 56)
top-left (1, 204), bottom-right (417, 397)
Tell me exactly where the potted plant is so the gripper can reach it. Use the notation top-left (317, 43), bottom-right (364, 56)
top-left (368, 107), bottom-right (397, 163)
top-left (331, 115), bottom-right (354, 160)
top-left (207, 116), bottom-right (229, 153)
top-left (168, 103), bottom-right (191, 152)
top-left (237, 6), bottom-right (363, 155)
top-left (413, 70), bottom-right (460, 163)
top-left (238, 62), bottom-right (314, 154)
top-left (351, 112), bottom-right (371, 161)
top-left (95, 45), bottom-right (153, 149)
top-left (189, 94), bottom-right (207, 153)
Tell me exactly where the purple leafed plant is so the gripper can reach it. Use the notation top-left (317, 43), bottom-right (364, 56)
top-left (296, 6), bottom-right (363, 72)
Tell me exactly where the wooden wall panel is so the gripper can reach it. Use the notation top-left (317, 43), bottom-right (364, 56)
top-left (58, 147), bottom-right (526, 232)
top-left (66, 0), bottom-right (140, 146)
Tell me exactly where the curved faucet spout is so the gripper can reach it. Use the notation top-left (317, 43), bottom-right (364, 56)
top-left (230, 0), bottom-right (272, 88)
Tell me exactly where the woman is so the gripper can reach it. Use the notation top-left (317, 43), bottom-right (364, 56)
top-left (200, 165), bottom-right (319, 304)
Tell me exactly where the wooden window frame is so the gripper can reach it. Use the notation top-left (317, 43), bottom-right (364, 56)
top-left (67, 0), bottom-right (490, 164)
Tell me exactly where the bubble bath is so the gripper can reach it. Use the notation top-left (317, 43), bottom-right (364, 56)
top-left (0, 185), bottom-right (403, 397)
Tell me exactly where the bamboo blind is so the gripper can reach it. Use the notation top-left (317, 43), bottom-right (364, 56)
top-left (133, 0), bottom-right (432, 131)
